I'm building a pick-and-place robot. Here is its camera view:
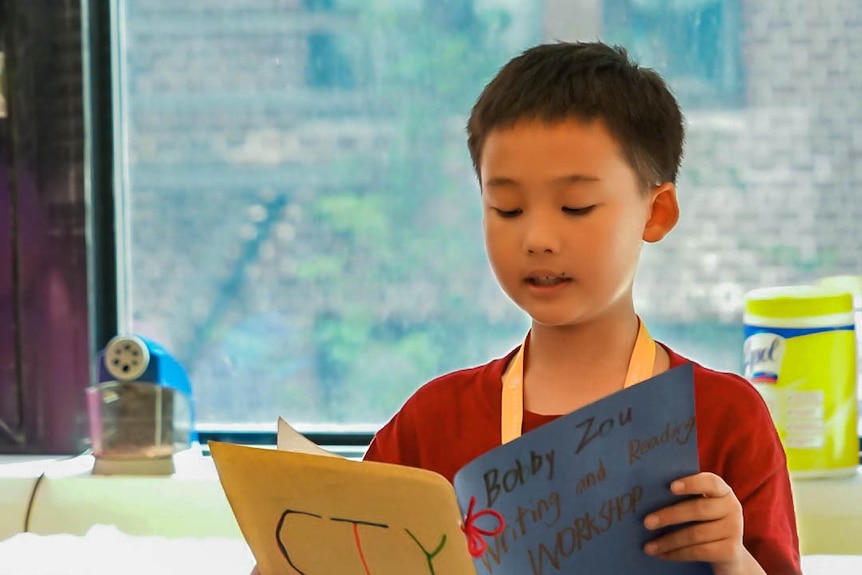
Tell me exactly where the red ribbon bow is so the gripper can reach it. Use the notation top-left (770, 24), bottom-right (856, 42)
top-left (461, 496), bottom-right (505, 558)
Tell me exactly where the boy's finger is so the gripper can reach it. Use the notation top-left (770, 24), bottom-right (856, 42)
top-left (655, 539), bottom-right (735, 563)
top-left (670, 472), bottom-right (732, 498)
top-left (644, 495), bottom-right (727, 529)
top-left (644, 520), bottom-right (726, 557)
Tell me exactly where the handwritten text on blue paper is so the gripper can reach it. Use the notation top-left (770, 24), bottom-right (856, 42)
top-left (454, 364), bottom-right (706, 575)
top-left (628, 417), bottom-right (696, 466)
top-left (573, 407), bottom-right (633, 454)
top-left (483, 449), bottom-right (556, 507)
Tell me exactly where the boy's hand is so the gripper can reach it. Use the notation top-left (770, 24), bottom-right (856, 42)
top-left (642, 472), bottom-right (765, 575)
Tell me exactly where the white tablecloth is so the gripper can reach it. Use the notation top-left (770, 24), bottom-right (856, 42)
top-left (0, 525), bottom-right (859, 574)
top-left (801, 554), bottom-right (862, 574)
top-left (0, 525), bottom-right (255, 575)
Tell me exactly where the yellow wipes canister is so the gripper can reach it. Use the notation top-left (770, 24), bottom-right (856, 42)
top-left (743, 286), bottom-right (857, 478)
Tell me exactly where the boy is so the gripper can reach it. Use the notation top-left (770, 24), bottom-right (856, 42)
top-left (364, 42), bottom-right (801, 575)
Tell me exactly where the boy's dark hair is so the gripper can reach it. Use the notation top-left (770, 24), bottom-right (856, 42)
top-left (467, 41), bottom-right (685, 189)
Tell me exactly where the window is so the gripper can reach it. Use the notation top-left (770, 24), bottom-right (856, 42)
top-left (113, 0), bottom-right (525, 428)
top-left (603, 0), bottom-right (744, 108)
top-left (109, 0), bottom-right (862, 434)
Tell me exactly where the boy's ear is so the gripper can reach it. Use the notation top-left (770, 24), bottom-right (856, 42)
top-left (643, 182), bottom-right (679, 243)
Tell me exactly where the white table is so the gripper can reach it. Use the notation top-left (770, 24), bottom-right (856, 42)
top-left (802, 555), bottom-right (862, 574)
top-left (0, 525), bottom-right (255, 575)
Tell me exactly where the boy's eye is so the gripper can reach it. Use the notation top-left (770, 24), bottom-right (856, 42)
top-left (494, 208), bottom-right (523, 218)
top-left (562, 205), bottom-right (595, 216)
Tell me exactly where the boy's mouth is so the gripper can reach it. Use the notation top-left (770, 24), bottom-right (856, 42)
top-left (525, 273), bottom-right (571, 286)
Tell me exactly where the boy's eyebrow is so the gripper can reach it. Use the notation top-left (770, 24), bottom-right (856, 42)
top-left (554, 174), bottom-right (602, 185)
top-left (483, 176), bottom-right (520, 188)
top-left (484, 174), bottom-right (601, 188)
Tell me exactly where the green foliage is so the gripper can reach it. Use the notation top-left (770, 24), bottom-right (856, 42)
top-left (288, 3), bottom-right (520, 421)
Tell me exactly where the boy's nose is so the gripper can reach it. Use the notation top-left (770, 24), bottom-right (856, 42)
top-left (522, 219), bottom-right (560, 254)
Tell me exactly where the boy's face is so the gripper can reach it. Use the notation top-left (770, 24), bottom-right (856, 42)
top-left (479, 118), bottom-right (677, 329)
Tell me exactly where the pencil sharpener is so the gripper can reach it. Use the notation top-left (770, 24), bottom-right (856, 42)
top-left (86, 334), bottom-right (196, 475)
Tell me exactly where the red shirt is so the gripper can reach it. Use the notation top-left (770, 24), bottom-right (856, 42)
top-left (365, 345), bottom-right (802, 575)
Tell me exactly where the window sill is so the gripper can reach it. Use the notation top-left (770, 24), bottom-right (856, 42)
top-left (791, 468), bottom-right (862, 555)
top-left (0, 449), bottom-right (240, 542)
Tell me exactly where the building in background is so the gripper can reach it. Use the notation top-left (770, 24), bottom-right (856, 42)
top-left (116, 0), bottom-right (862, 424)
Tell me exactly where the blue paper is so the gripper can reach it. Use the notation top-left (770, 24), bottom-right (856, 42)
top-left (453, 364), bottom-right (711, 575)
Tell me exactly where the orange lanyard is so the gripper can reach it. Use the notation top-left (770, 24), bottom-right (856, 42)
top-left (501, 319), bottom-right (657, 444)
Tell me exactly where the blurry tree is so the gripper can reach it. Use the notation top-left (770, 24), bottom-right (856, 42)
top-left (298, 1), bottom-right (524, 421)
